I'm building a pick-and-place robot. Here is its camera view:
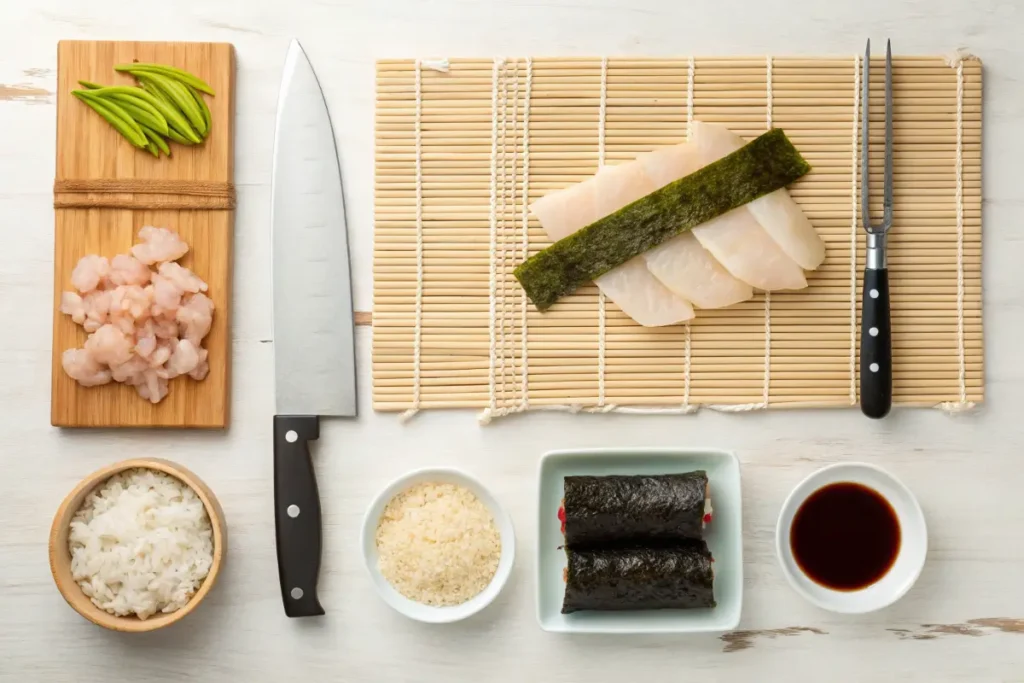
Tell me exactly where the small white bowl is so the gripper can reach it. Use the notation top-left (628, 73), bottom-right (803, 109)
top-left (776, 462), bottom-right (927, 614)
top-left (360, 467), bottom-right (515, 623)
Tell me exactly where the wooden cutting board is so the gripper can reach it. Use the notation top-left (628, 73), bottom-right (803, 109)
top-left (50, 41), bottom-right (235, 428)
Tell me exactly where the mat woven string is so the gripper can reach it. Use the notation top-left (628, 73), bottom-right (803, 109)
top-left (54, 179), bottom-right (236, 210)
top-left (374, 55), bottom-right (983, 421)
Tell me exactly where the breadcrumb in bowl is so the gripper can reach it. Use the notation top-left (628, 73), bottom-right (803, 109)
top-left (361, 468), bottom-right (515, 623)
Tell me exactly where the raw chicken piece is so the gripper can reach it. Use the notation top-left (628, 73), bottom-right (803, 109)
top-left (153, 315), bottom-right (180, 340)
top-left (165, 339), bottom-right (201, 378)
top-left (70, 255), bottom-right (110, 293)
top-left (108, 254), bottom-right (151, 286)
top-left (189, 348), bottom-right (210, 381)
top-left (530, 164), bottom-right (695, 326)
top-left (109, 355), bottom-right (149, 384)
top-left (158, 262), bottom-right (208, 293)
top-left (62, 349), bottom-right (111, 387)
top-left (60, 292), bottom-right (86, 325)
top-left (150, 274), bottom-right (183, 313)
top-left (83, 324), bottom-right (133, 367)
top-left (690, 122), bottom-right (825, 270)
top-left (81, 290), bottom-right (111, 332)
top-left (135, 333), bottom-right (157, 359)
top-left (149, 341), bottom-right (173, 368)
top-left (177, 293), bottom-right (215, 344)
top-left (109, 285), bottom-right (152, 321)
top-left (131, 226), bottom-right (189, 265)
top-left (134, 369), bottom-right (169, 404)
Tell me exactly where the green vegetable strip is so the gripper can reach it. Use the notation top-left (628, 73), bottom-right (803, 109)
top-left (190, 86), bottom-right (212, 138)
top-left (142, 127), bottom-right (171, 156)
top-left (137, 73), bottom-right (206, 136)
top-left (513, 128), bottom-right (812, 311)
top-left (72, 91), bottom-right (147, 147)
top-left (166, 127), bottom-right (196, 146)
top-left (77, 80), bottom-right (103, 90)
top-left (84, 84), bottom-right (196, 142)
top-left (114, 63), bottom-right (215, 96)
top-left (104, 95), bottom-right (169, 135)
top-left (138, 80), bottom-right (202, 143)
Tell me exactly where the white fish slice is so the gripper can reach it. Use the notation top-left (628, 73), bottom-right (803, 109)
top-left (691, 121), bottom-right (826, 270)
top-left (530, 164), bottom-right (694, 327)
top-left (634, 145), bottom-right (754, 307)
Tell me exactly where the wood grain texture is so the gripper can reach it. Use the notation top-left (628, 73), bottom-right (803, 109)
top-left (50, 41), bottom-right (235, 428)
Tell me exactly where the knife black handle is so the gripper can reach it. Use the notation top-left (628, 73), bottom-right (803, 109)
top-left (274, 415), bottom-right (325, 617)
top-left (860, 268), bottom-right (892, 419)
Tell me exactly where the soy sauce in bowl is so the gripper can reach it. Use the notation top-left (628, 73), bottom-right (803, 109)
top-left (790, 482), bottom-right (901, 591)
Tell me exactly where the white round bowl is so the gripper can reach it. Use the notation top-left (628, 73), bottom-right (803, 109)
top-left (776, 462), bottom-right (927, 614)
top-left (361, 467), bottom-right (515, 623)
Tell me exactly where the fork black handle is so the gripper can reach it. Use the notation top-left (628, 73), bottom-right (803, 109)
top-left (860, 268), bottom-right (892, 419)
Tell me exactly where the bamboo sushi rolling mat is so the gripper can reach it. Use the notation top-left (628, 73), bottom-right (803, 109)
top-left (373, 55), bottom-right (983, 420)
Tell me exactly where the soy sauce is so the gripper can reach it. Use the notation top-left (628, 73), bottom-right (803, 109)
top-left (790, 482), bottom-right (901, 591)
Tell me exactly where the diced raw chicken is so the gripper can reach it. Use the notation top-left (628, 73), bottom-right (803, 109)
top-left (135, 369), bottom-right (169, 404)
top-left (165, 339), bottom-right (201, 378)
top-left (690, 121), bottom-right (826, 270)
top-left (158, 262), bottom-right (208, 294)
top-left (177, 293), bottom-right (215, 344)
top-left (131, 226), bottom-right (189, 265)
top-left (150, 274), bottom-right (183, 313)
top-left (58, 228), bottom-right (214, 403)
top-left (83, 324), bottom-right (133, 367)
top-left (70, 255), bottom-right (110, 293)
top-left (644, 232), bottom-right (753, 309)
top-left (60, 292), bottom-right (86, 325)
top-left (108, 254), bottom-right (152, 286)
top-left (189, 348), bottom-right (210, 381)
top-left (61, 349), bottom-right (112, 387)
top-left (530, 164), bottom-right (695, 327)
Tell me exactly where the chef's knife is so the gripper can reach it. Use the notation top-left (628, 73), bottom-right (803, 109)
top-left (272, 39), bottom-right (356, 617)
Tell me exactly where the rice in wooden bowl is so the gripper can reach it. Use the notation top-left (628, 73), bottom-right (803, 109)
top-left (48, 458), bottom-right (226, 632)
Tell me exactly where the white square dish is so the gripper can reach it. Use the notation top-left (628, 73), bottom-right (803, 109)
top-left (536, 448), bottom-right (743, 633)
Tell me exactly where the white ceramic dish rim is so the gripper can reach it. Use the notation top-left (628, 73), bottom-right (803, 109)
top-left (775, 461), bottom-right (928, 614)
top-left (535, 447), bottom-right (743, 633)
top-left (360, 467), bottom-right (515, 624)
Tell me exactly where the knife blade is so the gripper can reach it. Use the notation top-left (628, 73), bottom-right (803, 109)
top-left (271, 39), bottom-right (357, 617)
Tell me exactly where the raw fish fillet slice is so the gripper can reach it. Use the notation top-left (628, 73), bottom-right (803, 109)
top-left (644, 232), bottom-right (753, 308)
top-left (530, 164), bottom-right (694, 326)
top-left (691, 121), bottom-right (825, 270)
top-left (635, 142), bottom-right (791, 298)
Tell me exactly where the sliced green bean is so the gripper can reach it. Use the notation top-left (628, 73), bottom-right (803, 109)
top-left (114, 63), bottom-right (215, 95)
top-left (77, 90), bottom-right (146, 141)
top-left (136, 72), bottom-right (206, 136)
top-left (82, 84), bottom-right (195, 141)
top-left (142, 127), bottom-right (171, 156)
top-left (72, 91), bottom-right (147, 147)
top-left (165, 127), bottom-right (196, 146)
top-left (135, 80), bottom-right (202, 143)
top-left (190, 86), bottom-right (212, 138)
top-left (77, 80), bottom-right (103, 90)
top-left (103, 92), bottom-right (168, 134)
top-left (110, 97), bottom-right (169, 136)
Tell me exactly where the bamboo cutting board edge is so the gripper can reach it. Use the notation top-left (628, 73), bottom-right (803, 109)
top-left (51, 40), bottom-right (236, 428)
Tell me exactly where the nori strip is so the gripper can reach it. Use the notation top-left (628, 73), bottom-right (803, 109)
top-left (563, 472), bottom-right (708, 546)
top-left (514, 128), bottom-right (811, 310)
top-left (561, 541), bottom-right (716, 613)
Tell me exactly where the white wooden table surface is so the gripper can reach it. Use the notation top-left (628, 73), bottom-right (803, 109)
top-left (2, 1), bottom-right (1023, 680)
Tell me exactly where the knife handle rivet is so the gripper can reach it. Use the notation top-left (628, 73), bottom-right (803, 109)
top-left (285, 430), bottom-right (298, 443)
top-left (287, 504), bottom-right (301, 518)
top-left (869, 289), bottom-right (879, 299)
top-left (869, 327), bottom-right (879, 337)
top-left (870, 362), bottom-right (880, 373)
top-left (290, 587), bottom-right (304, 600)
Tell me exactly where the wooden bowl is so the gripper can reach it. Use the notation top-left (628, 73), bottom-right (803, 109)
top-left (48, 458), bottom-right (227, 633)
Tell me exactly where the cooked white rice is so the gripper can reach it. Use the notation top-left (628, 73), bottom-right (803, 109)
top-left (68, 467), bottom-right (214, 619)
top-left (375, 482), bottom-right (501, 607)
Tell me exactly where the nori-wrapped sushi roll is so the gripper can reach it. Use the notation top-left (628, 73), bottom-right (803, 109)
top-left (562, 472), bottom-right (710, 546)
top-left (561, 541), bottom-right (716, 613)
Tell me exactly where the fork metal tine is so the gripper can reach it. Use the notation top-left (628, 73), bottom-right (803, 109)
top-left (861, 38), bottom-right (894, 234)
